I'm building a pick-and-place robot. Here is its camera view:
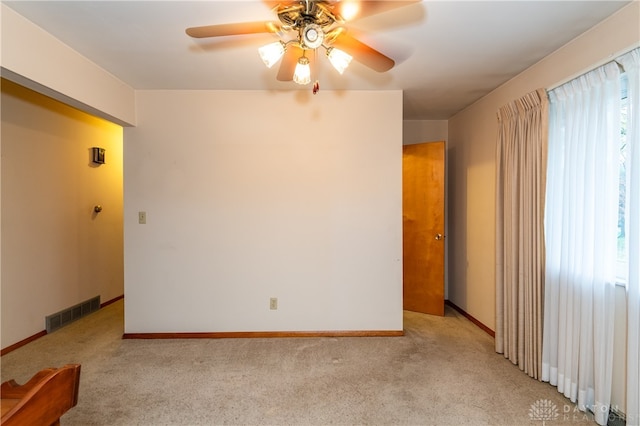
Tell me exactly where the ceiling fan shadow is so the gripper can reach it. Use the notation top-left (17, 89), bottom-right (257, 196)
top-left (260, 81), bottom-right (316, 106)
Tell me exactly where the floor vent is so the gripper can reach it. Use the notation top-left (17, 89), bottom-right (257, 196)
top-left (45, 296), bottom-right (101, 333)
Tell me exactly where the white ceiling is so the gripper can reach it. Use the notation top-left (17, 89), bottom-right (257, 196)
top-left (3, 0), bottom-right (631, 119)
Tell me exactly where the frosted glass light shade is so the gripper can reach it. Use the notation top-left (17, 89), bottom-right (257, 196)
top-left (293, 57), bottom-right (311, 85)
top-left (258, 41), bottom-right (285, 68)
top-left (327, 48), bottom-right (352, 74)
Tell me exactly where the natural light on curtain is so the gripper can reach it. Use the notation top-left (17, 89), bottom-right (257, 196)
top-left (617, 48), bottom-right (639, 426)
top-left (542, 48), bottom-right (639, 426)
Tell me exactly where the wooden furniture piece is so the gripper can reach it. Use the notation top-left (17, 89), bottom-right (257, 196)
top-left (1, 364), bottom-right (81, 426)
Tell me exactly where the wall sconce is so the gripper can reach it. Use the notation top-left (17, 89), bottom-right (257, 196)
top-left (92, 147), bottom-right (105, 164)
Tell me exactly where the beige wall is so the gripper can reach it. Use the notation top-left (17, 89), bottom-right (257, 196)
top-left (1, 79), bottom-right (124, 349)
top-left (124, 90), bottom-right (404, 333)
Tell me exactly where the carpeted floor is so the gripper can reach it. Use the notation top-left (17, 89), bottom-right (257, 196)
top-left (1, 300), bottom-right (595, 425)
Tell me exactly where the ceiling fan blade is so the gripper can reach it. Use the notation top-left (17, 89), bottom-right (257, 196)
top-left (277, 45), bottom-right (302, 81)
top-left (334, 0), bottom-right (420, 22)
top-left (186, 22), bottom-right (280, 38)
top-left (262, 1), bottom-right (284, 10)
top-left (327, 29), bottom-right (395, 72)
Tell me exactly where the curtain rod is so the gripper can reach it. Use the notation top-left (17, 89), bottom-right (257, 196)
top-left (548, 42), bottom-right (639, 91)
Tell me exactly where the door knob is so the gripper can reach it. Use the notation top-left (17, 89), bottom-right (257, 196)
top-left (435, 233), bottom-right (443, 240)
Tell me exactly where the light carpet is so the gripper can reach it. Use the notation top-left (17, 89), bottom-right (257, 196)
top-left (0, 300), bottom-right (595, 425)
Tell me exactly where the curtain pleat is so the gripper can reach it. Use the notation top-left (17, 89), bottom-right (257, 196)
top-left (495, 88), bottom-right (548, 379)
top-left (617, 48), bottom-right (640, 426)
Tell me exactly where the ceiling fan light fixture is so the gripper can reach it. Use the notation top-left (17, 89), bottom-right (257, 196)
top-left (327, 47), bottom-right (352, 74)
top-left (302, 23), bottom-right (324, 49)
top-left (258, 41), bottom-right (286, 68)
top-left (293, 56), bottom-right (311, 85)
top-left (186, 0), bottom-right (401, 87)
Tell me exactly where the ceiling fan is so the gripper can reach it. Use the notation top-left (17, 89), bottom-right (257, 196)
top-left (186, 0), bottom-right (417, 90)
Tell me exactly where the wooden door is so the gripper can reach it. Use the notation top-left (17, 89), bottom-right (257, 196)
top-left (403, 141), bottom-right (445, 316)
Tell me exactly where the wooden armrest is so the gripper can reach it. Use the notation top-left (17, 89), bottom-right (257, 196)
top-left (1, 369), bottom-right (57, 398)
top-left (1, 364), bottom-right (81, 426)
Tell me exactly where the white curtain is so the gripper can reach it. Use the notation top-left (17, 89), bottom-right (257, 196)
top-left (618, 48), bottom-right (640, 426)
top-left (542, 61), bottom-right (621, 425)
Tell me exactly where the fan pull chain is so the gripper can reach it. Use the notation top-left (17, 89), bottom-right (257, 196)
top-left (312, 47), bottom-right (319, 94)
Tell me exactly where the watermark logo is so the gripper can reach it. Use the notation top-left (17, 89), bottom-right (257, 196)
top-left (529, 399), bottom-right (559, 425)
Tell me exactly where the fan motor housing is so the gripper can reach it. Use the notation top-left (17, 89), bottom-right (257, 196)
top-left (277, 1), bottom-right (337, 31)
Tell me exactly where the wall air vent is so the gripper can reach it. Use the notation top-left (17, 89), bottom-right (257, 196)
top-left (45, 295), bottom-right (101, 333)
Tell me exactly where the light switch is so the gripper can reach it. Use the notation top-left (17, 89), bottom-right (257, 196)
top-left (138, 211), bottom-right (146, 224)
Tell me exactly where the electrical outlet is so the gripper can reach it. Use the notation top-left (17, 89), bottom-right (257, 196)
top-left (270, 297), bottom-right (278, 310)
top-left (138, 211), bottom-right (146, 224)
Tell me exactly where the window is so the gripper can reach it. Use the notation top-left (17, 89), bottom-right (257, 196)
top-left (618, 74), bottom-right (628, 283)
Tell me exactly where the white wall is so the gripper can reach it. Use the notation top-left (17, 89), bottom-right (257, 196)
top-left (0, 3), bottom-right (136, 127)
top-left (124, 90), bottom-right (403, 333)
top-left (1, 79), bottom-right (124, 349)
top-left (447, 1), bottom-right (639, 415)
